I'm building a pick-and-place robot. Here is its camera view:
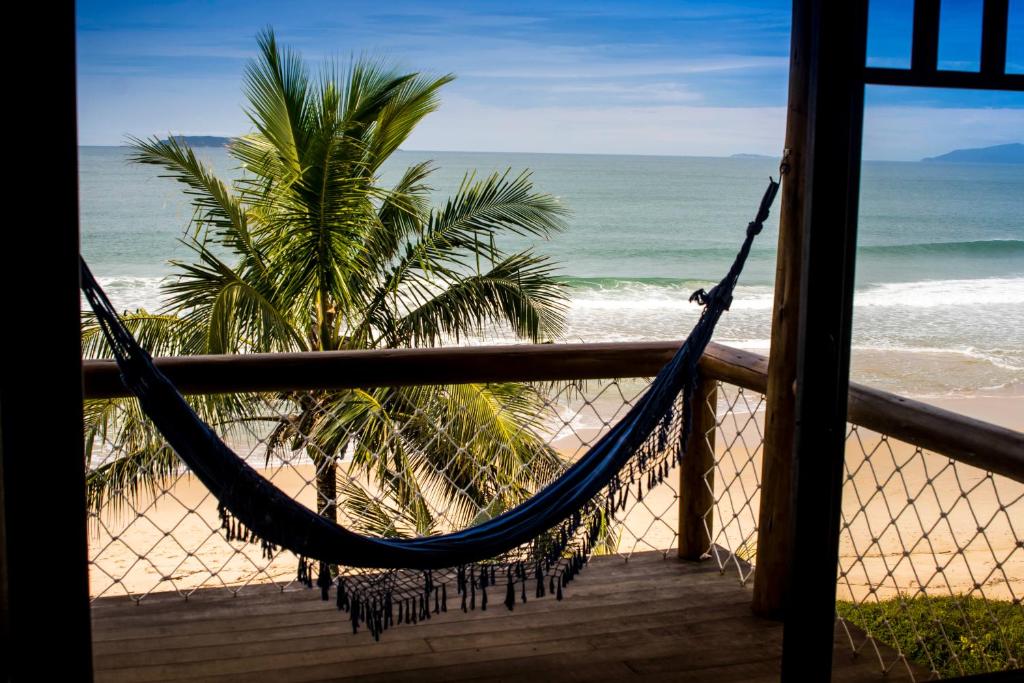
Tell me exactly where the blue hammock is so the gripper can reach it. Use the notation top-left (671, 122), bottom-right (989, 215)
top-left (82, 178), bottom-right (779, 636)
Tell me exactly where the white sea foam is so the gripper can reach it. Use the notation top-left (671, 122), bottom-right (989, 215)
top-left (93, 274), bottom-right (1024, 315)
top-left (854, 277), bottom-right (1024, 308)
top-left (94, 276), bottom-right (170, 312)
top-left (566, 277), bottom-right (1024, 313)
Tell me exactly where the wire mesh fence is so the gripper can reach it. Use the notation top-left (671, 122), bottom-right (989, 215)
top-left (85, 370), bottom-right (1022, 679)
top-left (835, 427), bottom-right (1023, 679)
top-left (85, 377), bottom-right (764, 601)
top-left (700, 382), bottom-right (766, 585)
top-left (86, 378), bottom-right (636, 601)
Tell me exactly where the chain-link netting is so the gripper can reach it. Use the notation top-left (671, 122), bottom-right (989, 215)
top-left (87, 379), bottom-right (647, 601)
top-left (700, 382), bottom-right (766, 584)
top-left (85, 372), bottom-right (1021, 678)
top-left (835, 426), bottom-right (1023, 680)
top-left (86, 376), bottom-right (769, 600)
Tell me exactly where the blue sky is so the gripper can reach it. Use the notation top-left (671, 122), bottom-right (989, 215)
top-left (77, 0), bottom-right (1023, 159)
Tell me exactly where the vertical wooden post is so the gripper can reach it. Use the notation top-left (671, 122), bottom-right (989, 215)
top-left (751, 0), bottom-right (811, 618)
top-left (781, 0), bottom-right (868, 678)
top-left (1, 2), bottom-right (93, 679)
top-left (678, 377), bottom-right (718, 560)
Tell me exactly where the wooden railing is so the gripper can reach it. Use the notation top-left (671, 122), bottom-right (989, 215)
top-left (81, 341), bottom-right (1023, 483)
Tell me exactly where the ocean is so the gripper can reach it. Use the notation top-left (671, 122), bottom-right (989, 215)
top-left (79, 147), bottom-right (1024, 397)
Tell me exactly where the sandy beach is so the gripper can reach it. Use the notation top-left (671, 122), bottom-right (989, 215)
top-left (88, 391), bottom-right (1022, 607)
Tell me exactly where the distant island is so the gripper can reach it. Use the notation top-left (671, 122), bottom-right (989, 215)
top-left (730, 153), bottom-right (775, 159)
top-left (921, 143), bottom-right (1023, 164)
top-left (160, 135), bottom-right (233, 147)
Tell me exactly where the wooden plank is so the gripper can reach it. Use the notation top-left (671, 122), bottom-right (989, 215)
top-left (163, 611), bottom-right (774, 683)
top-left (89, 553), bottom-right (719, 621)
top-left (93, 596), bottom-right (754, 670)
top-left (91, 570), bottom-right (745, 643)
top-left (90, 550), bottom-right (919, 683)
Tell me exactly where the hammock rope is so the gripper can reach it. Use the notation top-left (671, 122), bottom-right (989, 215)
top-left (81, 177), bottom-right (779, 638)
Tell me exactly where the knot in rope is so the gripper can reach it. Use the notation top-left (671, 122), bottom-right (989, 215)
top-left (746, 220), bottom-right (763, 237)
top-left (688, 284), bottom-right (733, 312)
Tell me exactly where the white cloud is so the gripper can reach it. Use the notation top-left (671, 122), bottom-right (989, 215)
top-left (863, 106), bottom-right (1024, 160)
top-left (463, 56), bottom-right (789, 80)
top-left (408, 96), bottom-right (784, 157)
top-left (403, 96), bottom-right (1024, 160)
top-left (535, 82), bottom-right (704, 104)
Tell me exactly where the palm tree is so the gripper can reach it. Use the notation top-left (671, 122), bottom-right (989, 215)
top-left (83, 29), bottom-right (569, 537)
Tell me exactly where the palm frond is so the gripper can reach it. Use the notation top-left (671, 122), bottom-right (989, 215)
top-left (81, 310), bottom-right (206, 358)
top-left (376, 170), bottom-right (567, 299)
top-left (431, 169), bottom-right (568, 243)
top-left (127, 136), bottom-right (257, 261)
top-left (370, 160), bottom-right (436, 265)
top-left (84, 390), bottom-right (262, 520)
top-left (338, 58), bottom-right (416, 134)
top-left (164, 239), bottom-right (306, 353)
top-left (335, 477), bottom-right (434, 538)
top-left (364, 73), bottom-right (455, 167)
top-left (389, 251), bottom-right (568, 346)
top-left (240, 27), bottom-right (312, 179)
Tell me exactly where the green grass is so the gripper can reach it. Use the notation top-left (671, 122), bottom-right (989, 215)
top-left (837, 596), bottom-right (1023, 678)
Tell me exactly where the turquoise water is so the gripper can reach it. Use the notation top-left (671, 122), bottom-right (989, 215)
top-left (79, 147), bottom-right (1024, 396)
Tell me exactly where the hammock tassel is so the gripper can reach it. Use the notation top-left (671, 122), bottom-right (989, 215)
top-left (504, 570), bottom-right (515, 611)
top-left (317, 562), bottom-right (331, 601)
top-left (350, 596), bottom-right (360, 635)
top-left (337, 576), bottom-right (349, 611)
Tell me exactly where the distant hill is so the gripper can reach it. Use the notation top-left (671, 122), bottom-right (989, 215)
top-left (921, 143), bottom-right (1023, 164)
top-left (161, 135), bottom-right (233, 148)
top-left (730, 153), bottom-right (774, 159)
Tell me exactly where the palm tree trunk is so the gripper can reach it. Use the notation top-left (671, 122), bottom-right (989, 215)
top-left (299, 391), bottom-right (338, 524)
top-left (311, 448), bottom-right (338, 523)
top-left (311, 292), bottom-right (338, 522)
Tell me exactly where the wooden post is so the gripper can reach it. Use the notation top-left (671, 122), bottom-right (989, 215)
top-left (751, 0), bottom-right (811, 618)
top-left (678, 376), bottom-right (718, 560)
top-left (1, 2), bottom-right (93, 679)
top-left (781, 0), bottom-right (868, 678)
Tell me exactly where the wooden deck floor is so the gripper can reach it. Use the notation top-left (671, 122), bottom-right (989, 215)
top-left (90, 551), bottom-right (912, 682)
